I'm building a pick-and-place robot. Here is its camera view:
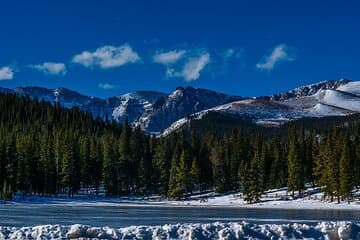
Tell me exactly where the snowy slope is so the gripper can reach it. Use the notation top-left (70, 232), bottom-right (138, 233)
top-left (337, 81), bottom-right (360, 97)
top-left (161, 99), bottom-right (297, 135)
top-left (1, 79), bottom-right (358, 134)
top-left (162, 80), bottom-right (360, 135)
top-left (134, 86), bottom-right (245, 133)
top-left (317, 89), bottom-right (360, 112)
top-left (111, 91), bottom-right (166, 123)
top-left (1, 86), bottom-right (166, 125)
top-left (13, 86), bottom-right (98, 108)
top-left (264, 78), bottom-right (351, 101)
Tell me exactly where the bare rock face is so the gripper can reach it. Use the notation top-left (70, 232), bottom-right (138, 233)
top-left (1, 79), bottom-right (357, 135)
top-left (134, 86), bottom-right (245, 133)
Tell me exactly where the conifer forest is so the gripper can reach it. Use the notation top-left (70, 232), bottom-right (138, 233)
top-left (1, 94), bottom-right (359, 203)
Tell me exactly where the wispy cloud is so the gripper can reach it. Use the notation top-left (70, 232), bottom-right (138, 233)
top-left (0, 66), bottom-right (14, 80)
top-left (153, 50), bottom-right (186, 65)
top-left (31, 62), bottom-right (67, 76)
top-left (98, 83), bottom-right (116, 90)
top-left (72, 44), bottom-right (140, 69)
top-left (214, 48), bottom-right (244, 75)
top-left (222, 48), bottom-right (243, 60)
top-left (168, 52), bottom-right (211, 81)
top-left (256, 44), bottom-right (295, 71)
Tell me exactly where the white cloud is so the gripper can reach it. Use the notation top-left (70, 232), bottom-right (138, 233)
top-left (168, 53), bottom-right (211, 81)
top-left (0, 66), bottom-right (14, 80)
top-left (256, 44), bottom-right (295, 71)
top-left (153, 50), bottom-right (186, 65)
top-left (32, 62), bottom-right (67, 76)
top-left (223, 48), bottom-right (243, 60)
top-left (98, 83), bottom-right (116, 90)
top-left (72, 44), bottom-right (140, 69)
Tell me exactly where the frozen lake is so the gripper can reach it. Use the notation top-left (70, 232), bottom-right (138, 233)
top-left (0, 205), bottom-right (359, 228)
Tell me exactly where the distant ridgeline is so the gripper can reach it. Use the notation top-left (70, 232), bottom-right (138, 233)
top-left (0, 93), bottom-right (360, 203)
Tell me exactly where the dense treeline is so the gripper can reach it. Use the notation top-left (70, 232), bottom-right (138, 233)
top-left (0, 94), bottom-right (359, 203)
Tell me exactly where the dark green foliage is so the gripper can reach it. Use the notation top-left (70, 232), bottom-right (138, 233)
top-left (339, 137), bottom-right (353, 202)
top-left (167, 150), bottom-right (189, 199)
top-left (287, 125), bottom-right (305, 197)
top-left (0, 93), bottom-right (359, 205)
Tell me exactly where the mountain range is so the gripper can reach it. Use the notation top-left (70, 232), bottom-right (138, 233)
top-left (1, 78), bottom-right (359, 135)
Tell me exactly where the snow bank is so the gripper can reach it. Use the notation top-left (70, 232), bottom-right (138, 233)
top-left (0, 222), bottom-right (359, 239)
top-left (7, 186), bottom-right (360, 210)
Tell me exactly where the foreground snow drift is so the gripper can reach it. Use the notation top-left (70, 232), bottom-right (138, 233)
top-left (0, 222), bottom-right (359, 239)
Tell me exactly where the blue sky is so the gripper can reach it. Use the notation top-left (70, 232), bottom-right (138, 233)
top-left (0, 0), bottom-right (359, 98)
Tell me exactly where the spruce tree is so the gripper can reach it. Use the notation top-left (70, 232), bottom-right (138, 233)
top-left (339, 137), bottom-right (352, 203)
top-left (118, 119), bottom-right (132, 193)
top-left (138, 138), bottom-right (152, 195)
top-left (189, 158), bottom-right (200, 193)
top-left (102, 135), bottom-right (118, 196)
top-left (153, 139), bottom-right (170, 195)
top-left (287, 125), bottom-right (304, 198)
top-left (241, 149), bottom-right (262, 204)
top-left (168, 150), bottom-right (188, 199)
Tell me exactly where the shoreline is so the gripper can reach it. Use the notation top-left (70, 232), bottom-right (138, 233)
top-left (2, 197), bottom-right (360, 211)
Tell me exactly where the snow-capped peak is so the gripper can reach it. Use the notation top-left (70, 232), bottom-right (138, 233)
top-left (263, 79), bottom-right (351, 101)
top-left (1, 79), bottom-right (358, 135)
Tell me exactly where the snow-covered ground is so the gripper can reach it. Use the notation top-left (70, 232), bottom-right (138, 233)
top-left (0, 221), bottom-right (359, 239)
top-left (172, 186), bottom-right (360, 210)
top-left (6, 186), bottom-right (360, 210)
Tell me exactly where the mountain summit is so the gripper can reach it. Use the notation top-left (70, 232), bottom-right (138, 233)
top-left (0, 79), bottom-right (358, 134)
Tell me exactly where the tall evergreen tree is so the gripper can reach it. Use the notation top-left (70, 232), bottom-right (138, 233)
top-left (118, 119), bottom-right (132, 193)
top-left (241, 148), bottom-right (262, 204)
top-left (102, 135), bottom-right (118, 196)
top-left (168, 150), bottom-right (188, 199)
top-left (339, 137), bottom-right (352, 202)
top-left (287, 125), bottom-right (304, 197)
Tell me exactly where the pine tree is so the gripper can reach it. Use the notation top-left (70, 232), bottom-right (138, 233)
top-left (339, 137), bottom-right (352, 203)
top-left (0, 140), bottom-right (6, 195)
top-left (90, 138), bottom-right (102, 194)
top-left (16, 136), bottom-right (31, 195)
top-left (287, 125), bottom-right (304, 198)
top-left (269, 136), bottom-right (286, 188)
top-left (79, 136), bottom-right (91, 188)
top-left (60, 135), bottom-right (80, 196)
top-left (130, 127), bottom-right (144, 193)
top-left (198, 141), bottom-right (213, 192)
top-left (355, 132), bottom-right (360, 186)
top-left (241, 149), bottom-right (262, 204)
top-left (138, 137), bottom-right (152, 195)
top-left (1, 180), bottom-right (12, 201)
top-left (153, 139), bottom-right (170, 195)
top-left (102, 135), bottom-right (118, 196)
top-left (189, 157), bottom-right (200, 193)
top-left (5, 138), bottom-right (16, 195)
top-left (258, 140), bottom-right (268, 191)
top-left (211, 141), bottom-right (227, 193)
top-left (39, 136), bottom-right (56, 194)
top-left (168, 150), bottom-right (188, 199)
top-left (118, 119), bottom-right (132, 194)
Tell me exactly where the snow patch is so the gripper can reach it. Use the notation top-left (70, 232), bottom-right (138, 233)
top-left (1, 222), bottom-right (359, 239)
top-left (317, 89), bottom-right (360, 112)
top-left (337, 81), bottom-right (360, 97)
